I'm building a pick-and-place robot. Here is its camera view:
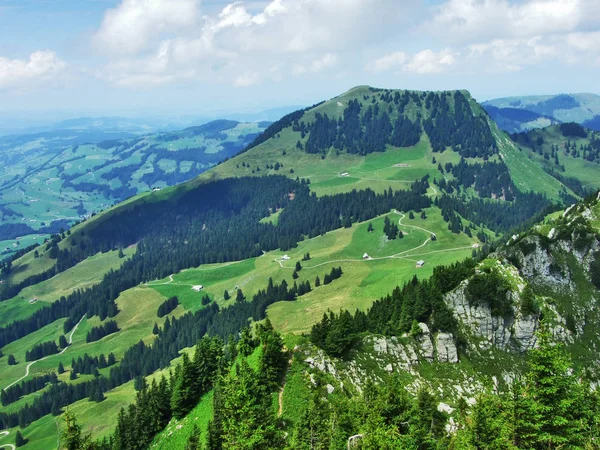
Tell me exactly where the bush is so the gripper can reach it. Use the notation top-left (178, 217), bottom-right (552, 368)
top-left (466, 271), bottom-right (512, 317)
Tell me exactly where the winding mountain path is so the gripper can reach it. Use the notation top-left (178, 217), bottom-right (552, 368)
top-left (2, 315), bottom-right (85, 392)
top-left (274, 211), bottom-right (444, 269)
top-left (0, 430), bottom-right (15, 450)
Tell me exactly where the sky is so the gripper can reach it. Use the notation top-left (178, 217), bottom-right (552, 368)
top-left (0, 0), bottom-right (599, 118)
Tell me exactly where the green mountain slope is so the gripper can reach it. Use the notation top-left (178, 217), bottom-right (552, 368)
top-left (0, 120), bottom-right (268, 259)
top-left (483, 93), bottom-right (600, 133)
top-left (0, 86), bottom-right (593, 449)
top-left (510, 123), bottom-right (600, 194)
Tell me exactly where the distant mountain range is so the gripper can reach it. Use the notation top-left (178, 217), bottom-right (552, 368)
top-left (483, 93), bottom-right (600, 133)
top-left (0, 119), bottom-right (269, 257)
top-left (0, 106), bottom-right (301, 137)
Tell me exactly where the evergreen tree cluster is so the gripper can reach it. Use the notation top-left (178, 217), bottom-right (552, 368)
top-left (0, 176), bottom-right (432, 351)
top-left (311, 261), bottom-right (475, 356)
top-left (86, 320), bottom-right (120, 343)
top-left (157, 296), bottom-right (179, 318)
top-left (383, 216), bottom-right (401, 240)
top-left (171, 337), bottom-right (223, 419)
top-left (423, 91), bottom-right (496, 158)
top-left (0, 373), bottom-right (58, 406)
top-left (435, 191), bottom-right (554, 233)
top-left (322, 267), bottom-right (343, 285)
top-left (560, 121), bottom-right (587, 138)
top-left (25, 340), bottom-right (58, 362)
top-left (446, 159), bottom-right (516, 199)
top-left (71, 353), bottom-right (116, 376)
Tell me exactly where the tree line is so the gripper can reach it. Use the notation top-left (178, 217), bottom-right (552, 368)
top-left (86, 320), bottom-right (120, 343)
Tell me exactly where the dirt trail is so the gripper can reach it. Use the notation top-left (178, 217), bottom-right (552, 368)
top-left (273, 210), bottom-right (476, 271)
top-left (0, 430), bottom-right (16, 450)
top-left (2, 315), bottom-right (85, 392)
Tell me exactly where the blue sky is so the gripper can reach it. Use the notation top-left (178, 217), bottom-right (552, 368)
top-left (0, 0), bottom-right (599, 117)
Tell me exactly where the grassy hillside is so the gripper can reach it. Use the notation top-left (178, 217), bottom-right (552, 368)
top-left (510, 124), bottom-right (600, 192)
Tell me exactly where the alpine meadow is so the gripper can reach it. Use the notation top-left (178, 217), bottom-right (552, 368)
top-left (1, 1), bottom-right (600, 449)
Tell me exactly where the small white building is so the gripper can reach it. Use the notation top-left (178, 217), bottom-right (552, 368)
top-left (363, 253), bottom-right (370, 260)
top-left (340, 172), bottom-right (349, 177)
top-left (192, 285), bottom-right (204, 292)
top-left (281, 255), bottom-right (291, 261)
top-left (416, 260), bottom-right (425, 268)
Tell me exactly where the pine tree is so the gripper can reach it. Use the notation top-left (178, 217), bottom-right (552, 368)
top-left (51, 400), bottom-right (61, 416)
top-left (171, 353), bottom-right (198, 419)
top-left (525, 324), bottom-right (584, 448)
top-left (238, 327), bottom-right (255, 357)
top-left (367, 222), bottom-right (374, 232)
top-left (152, 322), bottom-right (160, 335)
top-left (15, 430), bottom-right (26, 447)
top-left (295, 261), bottom-right (302, 271)
top-left (59, 335), bottom-right (68, 349)
top-left (8, 354), bottom-right (16, 365)
top-left (236, 289), bottom-right (245, 303)
top-left (224, 289), bottom-right (230, 300)
top-left (134, 375), bottom-right (147, 391)
top-left (70, 370), bottom-right (77, 380)
top-left (58, 361), bottom-right (65, 374)
top-left (221, 360), bottom-right (282, 449)
top-left (315, 276), bottom-right (321, 287)
top-left (63, 409), bottom-right (91, 450)
top-left (185, 424), bottom-right (201, 450)
top-left (258, 320), bottom-right (288, 388)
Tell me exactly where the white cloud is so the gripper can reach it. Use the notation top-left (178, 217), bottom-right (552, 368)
top-left (95, 0), bottom-right (420, 87)
top-left (94, 0), bottom-right (200, 55)
top-left (403, 49), bottom-right (458, 74)
top-left (0, 51), bottom-right (66, 90)
top-left (468, 37), bottom-right (556, 70)
top-left (427, 0), bottom-right (597, 43)
top-left (366, 52), bottom-right (407, 73)
top-left (566, 31), bottom-right (600, 53)
top-left (293, 53), bottom-right (338, 76)
top-left (92, 0), bottom-right (600, 89)
top-left (234, 71), bottom-right (260, 87)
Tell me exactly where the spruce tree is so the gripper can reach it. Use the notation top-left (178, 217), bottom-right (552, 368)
top-left (185, 425), bottom-right (200, 450)
top-left (221, 360), bottom-right (282, 449)
top-left (58, 361), bottom-right (65, 374)
top-left (8, 354), bottom-right (16, 365)
top-left (238, 327), bottom-right (255, 357)
top-left (525, 325), bottom-right (584, 448)
top-left (63, 409), bottom-right (91, 450)
top-left (236, 289), bottom-right (245, 303)
top-left (15, 430), bottom-right (26, 447)
top-left (51, 400), bottom-right (61, 416)
top-left (171, 353), bottom-right (197, 419)
top-left (224, 289), bottom-right (230, 300)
